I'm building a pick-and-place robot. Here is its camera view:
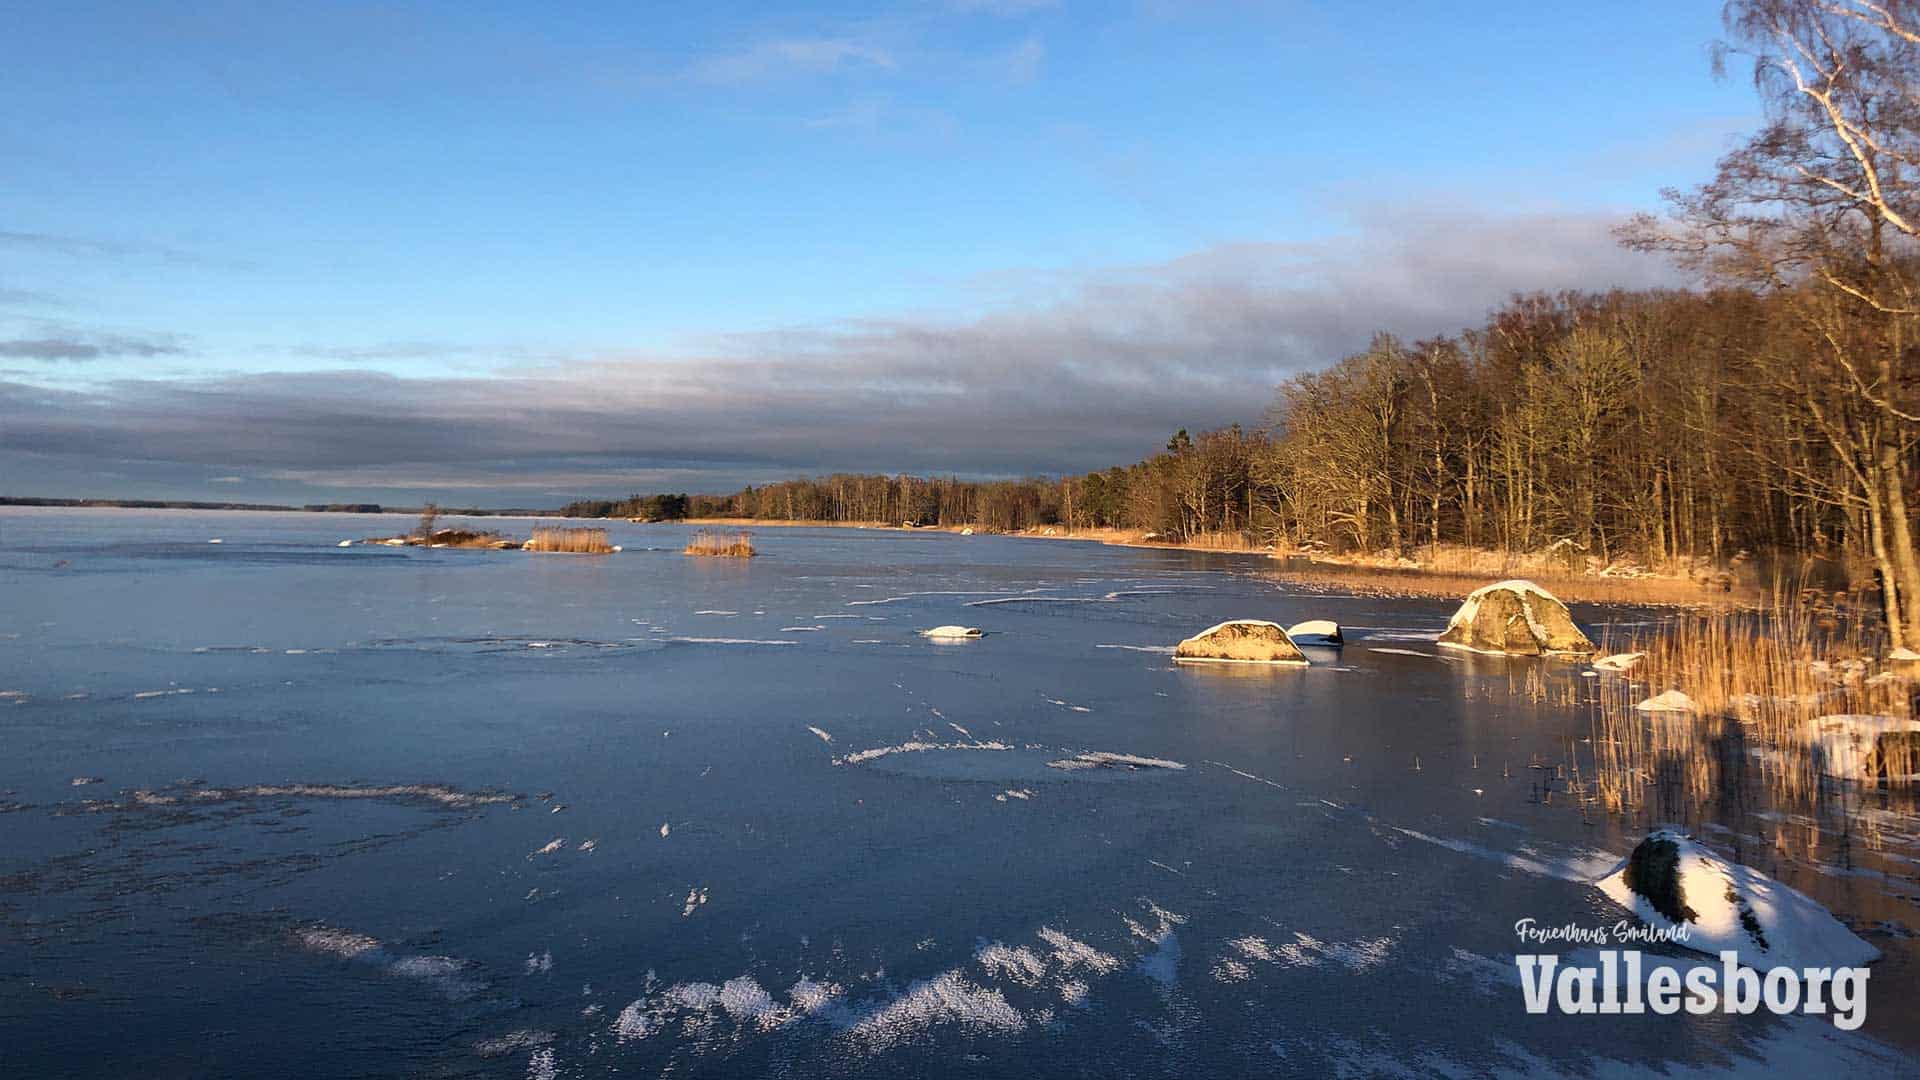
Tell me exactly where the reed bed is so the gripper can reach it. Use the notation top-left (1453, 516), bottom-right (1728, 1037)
top-left (1268, 562), bottom-right (1746, 608)
top-left (683, 528), bottom-right (756, 558)
top-left (524, 526), bottom-right (612, 554)
top-left (1576, 590), bottom-right (1917, 862)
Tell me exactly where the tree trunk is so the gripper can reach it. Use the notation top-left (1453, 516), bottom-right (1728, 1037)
top-left (1879, 445), bottom-right (1920, 645)
top-left (1865, 465), bottom-right (1908, 650)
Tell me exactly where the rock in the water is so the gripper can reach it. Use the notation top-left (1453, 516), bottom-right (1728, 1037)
top-left (1597, 829), bottom-right (1880, 970)
top-left (922, 625), bottom-right (983, 640)
top-left (1591, 651), bottom-right (1645, 672)
top-left (1285, 619), bottom-right (1343, 646)
top-left (1173, 620), bottom-right (1308, 665)
top-left (1437, 579), bottom-right (1594, 656)
top-left (1634, 689), bottom-right (1696, 713)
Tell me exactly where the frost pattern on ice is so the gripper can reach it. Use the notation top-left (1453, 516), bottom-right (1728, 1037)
top-left (599, 903), bottom-right (1177, 1057)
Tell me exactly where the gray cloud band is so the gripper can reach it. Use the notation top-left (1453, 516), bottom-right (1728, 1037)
top-left (0, 211), bottom-right (1682, 499)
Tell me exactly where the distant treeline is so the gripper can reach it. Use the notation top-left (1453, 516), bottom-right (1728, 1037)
top-left (562, 280), bottom-right (1915, 637)
top-left (564, 286), bottom-right (1890, 567)
top-left (557, 493), bottom-right (691, 521)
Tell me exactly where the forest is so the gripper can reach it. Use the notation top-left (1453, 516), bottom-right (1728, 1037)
top-left (559, 0), bottom-right (1920, 647)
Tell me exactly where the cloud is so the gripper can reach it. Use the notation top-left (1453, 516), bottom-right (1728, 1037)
top-left (280, 341), bottom-right (541, 365)
top-left (0, 229), bottom-right (206, 265)
top-left (692, 37), bottom-right (898, 84)
top-left (0, 287), bottom-right (62, 309)
top-left (0, 333), bottom-right (187, 362)
top-left (0, 209), bottom-right (1684, 501)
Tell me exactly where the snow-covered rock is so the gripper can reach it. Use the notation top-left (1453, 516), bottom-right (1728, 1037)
top-left (1807, 714), bottom-right (1920, 782)
top-left (1284, 619), bottom-right (1343, 646)
top-left (1173, 620), bottom-right (1308, 665)
top-left (1888, 647), bottom-right (1920, 661)
top-left (960, 527), bottom-right (974, 536)
top-left (1634, 689), bottom-right (1696, 713)
top-left (922, 625), bottom-right (983, 640)
top-left (1437, 580), bottom-right (1594, 656)
top-left (1597, 829), bottom-right (1879, 970)
top-left (1591, 651), bottom-right (1645, 672)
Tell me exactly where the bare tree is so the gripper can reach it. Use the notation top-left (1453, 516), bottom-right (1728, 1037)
top-left (1624, 0), bottom-right (1920, 642)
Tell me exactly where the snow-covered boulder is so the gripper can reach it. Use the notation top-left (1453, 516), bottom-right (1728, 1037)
top-left (922, 625), bottom-right (983, 640)
top-left (1284, 619), bottom-right (1343, 646)
top-left (1808, 714), bottom-right (1920, 782)
top-left (1437, 580), bottom-right (1594, 657)
top-left (1173, 620), bottom-right (1308, 665)
top-left (1635, 690), bottom-right (1696, 713)
top-left (1591, 651), bottom-right (1645, 672)
top-left (1597, 829), bottom-right (1879, 970)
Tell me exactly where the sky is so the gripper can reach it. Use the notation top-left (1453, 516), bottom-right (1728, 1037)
top-left (1, 0), bottom-right (1759, 506)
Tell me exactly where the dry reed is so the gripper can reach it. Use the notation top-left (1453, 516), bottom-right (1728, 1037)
top-left (524, 526), bottom-right (612, 554)
top-left (683, 528), bottom-right (756, 558)
top-left (1268, 562), bottom-right (1747, 608)
top-left (1579, 589), bottom-right (1917, 863)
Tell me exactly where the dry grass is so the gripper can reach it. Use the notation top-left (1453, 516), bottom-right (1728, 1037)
top-left (1267, 562), bottom-right (1748, 608)
top-left (1177, 530), bottom-right (1269, 552)
top-left (683, 528), bottom-right (756, 558)
top-left (1577, 592), bottom-right (1917, 858)
top-left (524, 526), bottom-right (612, 554)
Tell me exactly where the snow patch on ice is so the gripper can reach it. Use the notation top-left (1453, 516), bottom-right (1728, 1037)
top-left (1390, 826), bottom-right (1617, 883)
top-left (846, 970), bottom-right (1027, 1048)
top-left (1047, 751), bottom-right (1186, 772)
top-left (834, 739), bottom-right (1013, 766)
top-left (1635, 689), bottom-right (1697, 713)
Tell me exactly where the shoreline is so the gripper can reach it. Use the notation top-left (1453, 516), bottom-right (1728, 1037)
top-left (675, 518), bottom-right (1750, 609)
top-left (5, 504), bottom-right (1751, 609)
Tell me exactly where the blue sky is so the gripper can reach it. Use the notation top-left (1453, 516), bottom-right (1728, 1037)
top-left (1, 1), bottom-right (1757, 504)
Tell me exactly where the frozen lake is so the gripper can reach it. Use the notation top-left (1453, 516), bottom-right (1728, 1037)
top-left (0, 508), bottom-right (1914, 1077)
